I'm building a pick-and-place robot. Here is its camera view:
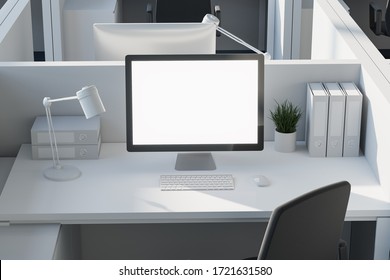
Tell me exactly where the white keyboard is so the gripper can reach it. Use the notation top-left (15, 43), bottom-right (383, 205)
top-left (160, 174), bottom-right (235, 191)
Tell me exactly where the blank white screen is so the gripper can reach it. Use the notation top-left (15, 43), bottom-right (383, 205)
top-left (131, 60), bottom-right (258, 145)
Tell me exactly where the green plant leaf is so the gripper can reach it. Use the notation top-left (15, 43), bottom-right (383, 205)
top-left (269, 100), bottom-right (302, 133)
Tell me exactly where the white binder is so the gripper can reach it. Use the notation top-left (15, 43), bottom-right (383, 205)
top-left (306, 83), bottom-right (329, 157)
top-left (340, 82), bottom-right (363, 157)
top-left (31, 116), bottom-right (101, 145)
top-left (32, 136), bottom-right (101, 160)
top-left (324, 83), bottom-right (346, 157)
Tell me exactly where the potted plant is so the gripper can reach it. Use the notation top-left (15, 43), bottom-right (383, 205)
top-left (269, 99), bottom-right (302, 152)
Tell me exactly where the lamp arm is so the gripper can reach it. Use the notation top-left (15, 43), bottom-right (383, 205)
top-left (216, 26), bottom-right (263, 55)
top-left (44, 104), bottom-right (61, 169)
top-left (44, 95), bottom-right (78, 105)
top-left (42, 96), bottom-right (77, 169)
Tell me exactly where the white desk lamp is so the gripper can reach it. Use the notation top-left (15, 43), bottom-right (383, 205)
top-left (202, 14), bottom-right (271, 59)
top-left (42, 85), bottom-right (106, 181)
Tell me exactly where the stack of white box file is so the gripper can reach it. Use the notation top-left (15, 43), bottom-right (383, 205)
top-left (31, 116), bottom-right (101, 160)
top-left (306, 82), bottom-right (363, 157)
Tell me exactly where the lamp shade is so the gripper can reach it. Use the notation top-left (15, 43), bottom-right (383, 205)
top-left (76, 85), bottom-right (106, 119)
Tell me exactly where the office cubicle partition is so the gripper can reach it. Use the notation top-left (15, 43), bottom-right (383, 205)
top-left (0, 60), bottom-right (361, 158)
top-left (313, 0), bottom-right (390, 192)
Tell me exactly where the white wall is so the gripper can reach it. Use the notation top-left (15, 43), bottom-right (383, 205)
top-left (311, 0), bottom-right (356, 59)
top-left (0, 0), bottom-right (33, 61)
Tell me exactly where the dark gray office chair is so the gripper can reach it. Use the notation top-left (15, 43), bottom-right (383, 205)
top-left (369, 1), bottom-right (390, 36)
top-left (257, 181), bottom-right (351, 260)
top-left (147, 0), bottom-right (221, 24)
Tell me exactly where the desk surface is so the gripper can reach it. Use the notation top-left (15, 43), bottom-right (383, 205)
top-left (0, 143), bottom-right (389, 224)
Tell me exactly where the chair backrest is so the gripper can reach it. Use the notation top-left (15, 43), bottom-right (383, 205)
top-left (155, 0), bottom-right (212, 23)
top-left (258, 181), bottom-right (351, 260)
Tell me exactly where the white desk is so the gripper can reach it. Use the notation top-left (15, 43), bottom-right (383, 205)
top-left (0, 143), bottom-right (389, 258)
top-left (0, 142), bottom-right (388, 222)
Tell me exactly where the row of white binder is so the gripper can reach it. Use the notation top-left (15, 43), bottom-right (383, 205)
top-left (31, 116), bottom-right (101, 160)
top-left (306, 82), bottom-right (363, 157)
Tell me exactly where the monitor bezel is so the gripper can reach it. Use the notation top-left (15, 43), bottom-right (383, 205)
top-left (125, 54), bottom-right (264, 152)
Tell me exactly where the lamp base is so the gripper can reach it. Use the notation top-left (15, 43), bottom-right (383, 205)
top-left (43, 165), bottom-right (81, 181)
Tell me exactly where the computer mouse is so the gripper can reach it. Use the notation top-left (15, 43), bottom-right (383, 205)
top-left (253, 175), bottom-right (270, 187)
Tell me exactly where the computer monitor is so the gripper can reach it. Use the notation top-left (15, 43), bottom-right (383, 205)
top-left (93, 23), bottom-right (216, 60)
top-left (125, 54), bottom-right (264, 170)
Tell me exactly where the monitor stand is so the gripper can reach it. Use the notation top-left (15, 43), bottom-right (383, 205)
top-left (175, 153), bottom-right (216, 171)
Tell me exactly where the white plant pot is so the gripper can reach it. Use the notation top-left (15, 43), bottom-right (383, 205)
top-left (274, 130), bottom-right (297, 153)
